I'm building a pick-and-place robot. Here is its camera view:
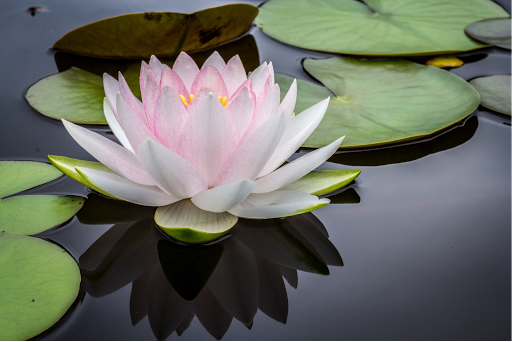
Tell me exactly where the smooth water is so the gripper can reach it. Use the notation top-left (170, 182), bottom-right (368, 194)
top-left (0, 0), bottom-right (510, 340)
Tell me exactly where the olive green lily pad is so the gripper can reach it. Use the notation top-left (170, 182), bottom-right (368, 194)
top-left (0, 161), bottom-right (84, 235)
top-left (53, 4), bottom-right (258, 59)
top-left (281, 170), bottom-right (361, 195)
top-left (276, 56), bottom-right (480, 148)
top-left (26, 68), bottom-right (106, 124)
top-left (465, 18), bottom-right (511, 50)
top-left (0, 161), bottom-right (62, 198)
top-left (426, 56), bottom-right (464, 68)
top-left (470, 75), bottom-right (511, 115)
top-left (0, 232), bottom-right (80, 340)
top-left (256, 0), bottom-right (509, 56)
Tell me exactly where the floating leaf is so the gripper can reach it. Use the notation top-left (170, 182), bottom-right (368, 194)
top-left (0, 161), bottom-right (84, 235)
top-left (276, 56), bottom-right (480, 148)
top-left (0, 232), bottom-right (80, 340)
top-left (53, 4), bottom-right (258, 59)
top-left (470, 75), bottom-right (511, 115)
top-left (426, 56), bottom-right (464, 68)
top-left (256, 0), bottom-right (509, 56)
top-left (26, 68), bottom-right (106, 124)
top-left (0, 161), bottom-right (62, 198)
top-left (280, 170), bottom-right (361, 195)
top-left (465, 18), bottom-right (511, 50)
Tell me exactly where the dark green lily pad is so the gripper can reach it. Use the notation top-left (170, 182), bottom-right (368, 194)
top-left (0, 161), bottom-right (84, 235)
top-left (53, 4), bottom-right (258, 59)
top-left (256, 0), bottom-right (509, 56)
top-left (470, 75), bottom-right (511, 115)
top-left (0, 232), bottom-right (80, 340)
top-left (465, 18), bottom-right (511, 50)
top-left (276, 56), bottom-right (480, 148)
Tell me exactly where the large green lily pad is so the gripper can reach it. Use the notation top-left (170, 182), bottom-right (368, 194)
top-left (0, 161), bottom-right (84, 235)
top-left (0, 232), bottom-right (80, 340)
top-left (465, 18), bottom-right (511, 50)
top-left (53, 4), bottom-right (258, 59)
top-left (470, 75), bottom-right (511, 115)
top-left (256, 0), bottom-right (509, 56)
top-left (276, 56), bottom-right (480, 148)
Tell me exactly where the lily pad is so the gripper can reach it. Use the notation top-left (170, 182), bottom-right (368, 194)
top-left (280, 170), bottom-right (361, 195)
top-left (276, 56), bottom-right (480, 148)
top-left (256, 0), bottom-right (509, 56)
top-left (0, 161), bottom-right (84, 235)
top-left (155, 200), bottom-right (238, 244)
top-left (0, 232), bottom-right (80, 340)
top-left (53, 4), bottom-right (258, 59)
top-left (470, 75), bottom-right (511, 115)
top-left (465, 18), bottom-right (511, 50)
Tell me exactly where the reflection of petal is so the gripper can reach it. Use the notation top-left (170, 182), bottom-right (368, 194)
top-left (236, 219), bottom-right (329, 275)
top-left (79, 219), bottom-right (160, 297)
top-left (175, 307), bottom-right (195, 337)
top-left (208, 238), bottom-right (258, 326)
top-left (194, 286), bottom-right (233, 340)
top-left (299, 212), bottom-right (329, 237)
top-left (278, 264), bottom-right (298, 289)
top-left (130, 269), bottom-right (151, 326)
top-left (256, 255), bottom-right (288, 324)
top-left (148, 264), bottom-right (193, 341)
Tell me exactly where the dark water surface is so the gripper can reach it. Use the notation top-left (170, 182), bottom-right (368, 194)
top-left (0, 0), bottom-right (510, 340)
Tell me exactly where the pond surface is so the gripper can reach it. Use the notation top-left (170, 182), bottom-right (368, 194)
top-left (0, 0), bottom-right (510, 340)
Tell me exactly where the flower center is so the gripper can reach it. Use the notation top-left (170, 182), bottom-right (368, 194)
top-left (179, 94), bottom-right (228, 107)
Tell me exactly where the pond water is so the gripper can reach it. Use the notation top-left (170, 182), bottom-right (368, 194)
top-left (0, 0), bottom-right (510, 340)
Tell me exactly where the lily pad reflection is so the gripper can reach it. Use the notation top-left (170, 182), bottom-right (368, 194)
top-left (79, 203), bottom-right (343, 340)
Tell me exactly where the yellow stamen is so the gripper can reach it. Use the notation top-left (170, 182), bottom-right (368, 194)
top-left (179, 94), bottom-right (189, 106)
top-left (180, 94), bottom-right (227, 107)
top-left (189, 94), bottom-right (195, 104)
top-left (218, 96), bottom-right (228, 107)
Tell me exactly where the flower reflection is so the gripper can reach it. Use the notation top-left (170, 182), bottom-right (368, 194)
top-left (78, 195), bottom-right (343, 340)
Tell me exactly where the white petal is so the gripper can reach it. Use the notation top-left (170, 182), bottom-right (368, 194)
top-left (253, 62), bottom-right (274, 95)
top-left (149, 55), bottom-right (164, 81)
top-left (103, 97), bottom-right (134, 153)
top-left (103, 73), bottom-right (119, 117)
top-left (278, 78), bottom-right (297, 120)
top-left (228, 191), bottom-right (330, 219)
top-left (191, 179), bottom-right (256, 213)
top-left (76, 167), bottom-right (179, 206)
top-left (214, 111), bottom-right (286, 186)
top-left (258, 98), bottom-right (330, 177)
top-left (222, 55), bottom-right (247, 97)
top-left (253, 137), bottom-right (344, 193)
top-left (153, 86), bottom-right (188, 151)
top-left (201, 51), bottom-right (227, 72)
top-left (225, 86), bottom-right (255, 143)
top-left (248, 62), bottom-right (267, 84)
top-left (137, 138), bottom-right (208, 198)
top-left (178, 92), bottom-right (236, 187)
top-left (61, 119), bottom-right (154, 185)
top-left (173, 52), bottom-right (200, 93)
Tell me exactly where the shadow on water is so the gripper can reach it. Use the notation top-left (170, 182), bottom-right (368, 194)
top-left (75, 195), bottom-right (345, 340)
top-left (328, 115), bottom-right (478, 166)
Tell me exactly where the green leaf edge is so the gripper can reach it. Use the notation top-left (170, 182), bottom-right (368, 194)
top-left (0, 161), bottom-right (63, 199)
top-left (469, 75), bottom-right (512, 115)
top-left (281, 169), bottom-right (361, 195)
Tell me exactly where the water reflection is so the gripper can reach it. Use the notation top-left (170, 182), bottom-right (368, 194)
top-left (328, 115), bottom-right (478, 166)
top-left (78, 196), bottom-right (343, 340)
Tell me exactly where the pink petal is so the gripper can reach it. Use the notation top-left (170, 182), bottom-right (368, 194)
top-left (160, 66), bottom-right (189, 98)
top-left (214, 111), bottom-right (286, 186)
top-left (103, 73), bottom-right (119, 118)
top-left (138, 139), bottom-right (208, 198)
top-left (252, 62), bottom-right (274, 95)
top-left (116, 93), bottom-right (158, 154)
top-left (153, 86), bottom-right (188, 151)
top-left (229, 78), bottom-right (252, 100)
top-left (142, 73), bottom-right (160, 132)
top-left (173, 52), bottom-right (200, 93)
top-left (201, 51), bottom-right (226, 73)
top-left (191, 66), bottom-right (229, 98)
top-left (242, 83), bottom-right (281, 143)
top-left (222, 55), bottom-right (247, 97)
top-left (178, 93), bottom-right (236, 187)
top-left (225, 86), bottom-right (255, 143)
top-left (186, 87), bottom-right (214, 114)
top-left (255, 74), bottom-right (273, 113)
top-left (149, 55), bottom-right (164, 82)
top-left (117, 72), bottom-right (145, 125)
top-left (62, 119), bottom-right (154, 186)
top-left (139, 61), bottom-right (158, 99)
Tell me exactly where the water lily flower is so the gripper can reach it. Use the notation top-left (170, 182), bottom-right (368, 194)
top-left (49, 51), bottom-right (350, 243)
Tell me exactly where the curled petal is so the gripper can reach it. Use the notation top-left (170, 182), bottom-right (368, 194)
top-left (61, 119), bottom-right (154, 185)
top-left (201, 51), bottom-right (227, 72)
top-left (228, 191), bottom-right (330, 219)
top-left (253, 137), bottom-right (344, 193)
top-left (173, 52), bottom-right (200, 93)
top-left (222, 55), bottom-right (247, 97)
top-left (76, 167), bottom-right (180, 206)
top-left (191, 179), bottom-right (256, 213)
top-left (138, 139), bottom-right (208, 199)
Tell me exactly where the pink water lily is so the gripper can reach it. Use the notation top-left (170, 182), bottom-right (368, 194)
top-left (52, 51), bottom-right (346, 242)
